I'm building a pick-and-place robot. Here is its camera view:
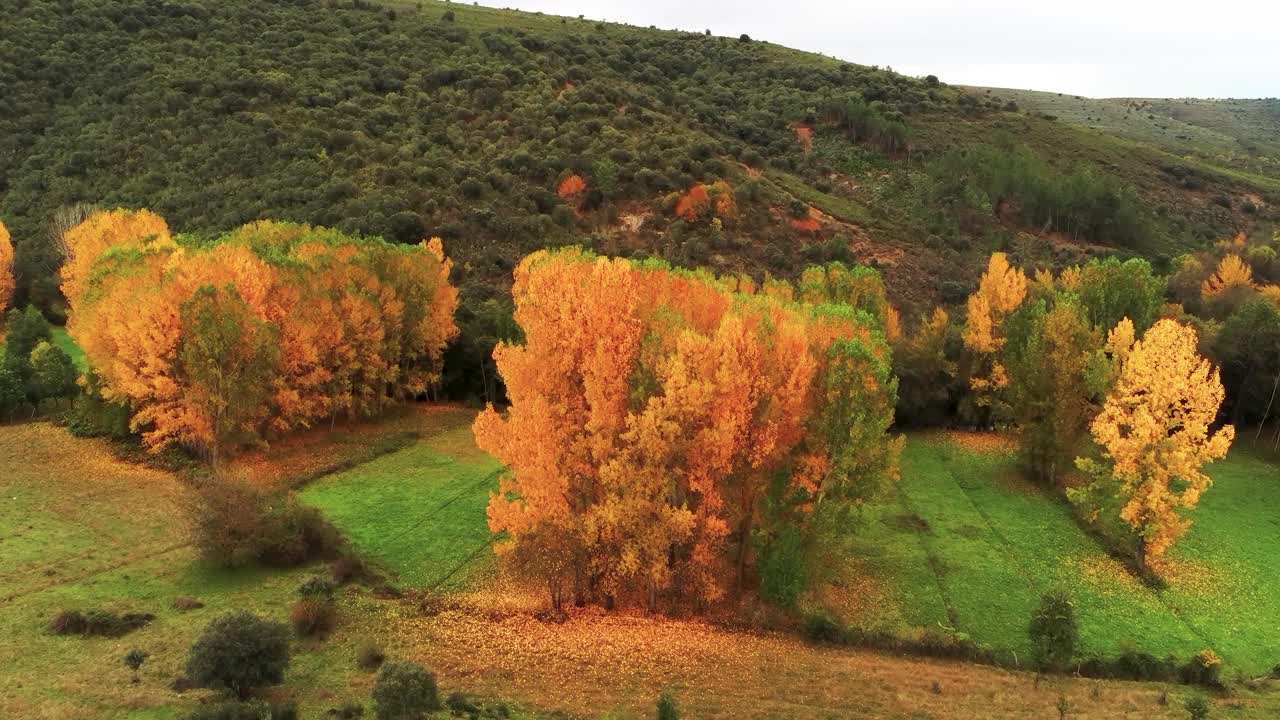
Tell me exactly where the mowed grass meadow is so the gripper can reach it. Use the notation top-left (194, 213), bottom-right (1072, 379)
top-left (300, 419), bottom-right (501, 590)
top-left (838, 433), bottom-right (1280, 675)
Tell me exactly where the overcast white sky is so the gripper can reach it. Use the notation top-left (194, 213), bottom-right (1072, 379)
top-left (472, 0), bottom-right (1279, 99)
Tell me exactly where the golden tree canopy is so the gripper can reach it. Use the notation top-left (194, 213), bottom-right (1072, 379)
top-left (1079, 319), bottom-right (1235, 562)
top-left (1201, 254), bottom-right (1254, 299)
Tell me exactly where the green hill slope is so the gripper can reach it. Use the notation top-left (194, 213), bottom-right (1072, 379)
top-left (1, 0), bottom-right (1275, 330)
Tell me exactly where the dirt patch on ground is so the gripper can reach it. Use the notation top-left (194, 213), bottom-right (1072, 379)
top-left (792, 124), bottom-right (814, 153)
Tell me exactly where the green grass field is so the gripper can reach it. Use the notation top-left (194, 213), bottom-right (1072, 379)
top-left (837, 433), bottom-right (1280, 674)
top-left (300, 413), bottom-right (501, 590)
top-left (0, 413), bottom-right (539, 720)
top-left (3, 412), bottom-right (1279, 717)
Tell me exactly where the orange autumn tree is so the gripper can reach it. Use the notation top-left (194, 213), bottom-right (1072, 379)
top-left (1070, 319), bottom-right (1235, 569)
top-left (962, 252), bottom-right (1028, 423)
top-left (557, 174), bottom-right (586, 200)
top-left (674, 184), bottom-right (710, 223)
top-left (63, 212), bottom-right (458, 459)
top-left (0, 219), bottom-right (13, 319)
top-left (473, 248), bottom-right (900, 611)
top-left (60, 208), bottom-right (174, 313)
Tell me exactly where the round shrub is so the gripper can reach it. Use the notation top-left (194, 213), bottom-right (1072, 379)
top-left (372, 661), bottom-right (439, 720)
top-left (124, 648), bottom-right (149, 672)
top-left (187, 612), bottom-right (290, 698)
top-left (1185, 695), bottom-right (1210, 720)
top-left (1029, 589), bottom-right (1077, 671)
top-left (356, 640), bottom-right (386, 671)
top-left (289, 598), bottom-right (337, 638)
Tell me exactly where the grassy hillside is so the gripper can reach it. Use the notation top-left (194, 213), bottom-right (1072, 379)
top-left (6, 415), bottom-right (1280, 718)
top-left (2, 0), bottom-right (1276, 337)
top-left (838, 433), bottom-right (1280, 674)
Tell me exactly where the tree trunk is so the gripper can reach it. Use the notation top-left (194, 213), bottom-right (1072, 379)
top-left (1256, 371), bottom-right (1279, 442)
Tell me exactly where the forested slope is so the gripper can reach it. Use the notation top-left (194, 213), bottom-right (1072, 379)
top-left (2, 0), bottom-right (1276, 397)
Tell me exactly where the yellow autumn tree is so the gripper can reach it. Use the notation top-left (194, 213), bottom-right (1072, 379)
top-left (1201, 254), bottom-right (1254, 299)
top-left (0, 220), bottom-right (13, 320)
top-left (962, 252), bottom-right (1027, 421)
top-left (1071, 319), bottom-right (1235, 568)
top-left (1261, 285), bottom-right (1280, 308)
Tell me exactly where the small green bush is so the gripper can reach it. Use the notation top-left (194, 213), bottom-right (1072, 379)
top-left (445, 691), bottom-right (477, 716)
top-left (289, 598), bottom-right (337, 638)
top-left (186, 612), bottom-right (290, 698)
top-left (124, 648), bottom-right (149, 673)
top-left (372, 661), bottom-right (439, 720)
top-left (1185, 695), bottom-right (1210, 720)
top-left (657, 689), bottom-right (680, 720)
top-left (1029, 589), bottom-right (1077, 671)
top-left (356, 640), bottom-right (386, 671)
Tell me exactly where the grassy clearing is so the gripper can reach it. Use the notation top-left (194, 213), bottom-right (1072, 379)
top-left (299, 408), bottom-right (500, 590)
top-left (0, 413), bottom-right (539, 720)
top-left (769, 171), bottom-right (874, 226)
top-left (965, 87), bottom-right (1280, 186)
top-left (833, 433), bottom-right (1280, 674)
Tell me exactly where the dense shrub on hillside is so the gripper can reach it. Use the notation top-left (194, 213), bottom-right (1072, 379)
top-left (0, 0), bottom-right (944, 321)
top-left (289, 598), bottom-right (337, 638)
top-left (61, 211), bottom-right (458, 462)
top-left (928, 142), bottom-right (1154, 248)
top-left (186, 612), bottom-right (290, 698)
top-left (372, 662), bottom-right (440, 720)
